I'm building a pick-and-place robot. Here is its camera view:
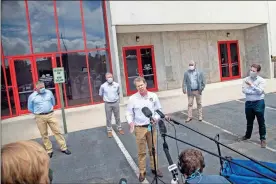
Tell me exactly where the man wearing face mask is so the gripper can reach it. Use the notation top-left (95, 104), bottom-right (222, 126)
top-left (28, 81), bottom-right (71, 158)
top-left (182, 60), bottom-right (206, 122)
top-left (241, 64), bottom-right (267, 148)
top-left (99, 72), bottom-right (124, 138)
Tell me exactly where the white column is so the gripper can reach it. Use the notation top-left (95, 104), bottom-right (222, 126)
top-left (105, 1), bottom-right (124, 103)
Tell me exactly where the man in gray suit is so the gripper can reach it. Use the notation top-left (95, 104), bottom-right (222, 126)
top-left (182, 60), bottom-right (206, 122)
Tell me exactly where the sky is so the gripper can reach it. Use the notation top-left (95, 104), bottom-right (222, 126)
top-left (1, 1), bottom-right (106, 56)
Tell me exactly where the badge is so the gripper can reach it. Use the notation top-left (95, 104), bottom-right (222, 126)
top-left (149, 97), bottom-right (153, 102)
top-left (147, 124), bottom-right (152, 132)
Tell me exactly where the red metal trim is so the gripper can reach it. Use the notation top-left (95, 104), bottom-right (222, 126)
top-left (80, 0), bottom-right (88, 50)
top-left (53, 0), bottom-right (62, 52)
top-left (3, 48), bottom-right (108, 59)
top-left (1, 54), bottom-right (12, 117)
top-left (217, 40), bottom-right (241, 81)
top-left (102, 0), bottom-right (113, 74)
top-left (123, 45), bottom-right (159, 96)
top-left (24, 0), bottom-right (34, 54)
top-left (80, 1), bottom-right (93, 104)
top-left (150, 45), bottom-right (159, 92)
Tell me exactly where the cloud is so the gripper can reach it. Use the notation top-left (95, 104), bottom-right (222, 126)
top-left (1, 1), bottom-right (107, 56)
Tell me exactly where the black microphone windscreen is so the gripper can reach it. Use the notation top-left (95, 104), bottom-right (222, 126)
top-left (119, 178), bottom-right (127, 184)
top-left (158, 120), bottom-right (167, 134)
top-left (142, 107), bottom-right (153, 118)
top-left (155, 109), bottom-right (165, 118)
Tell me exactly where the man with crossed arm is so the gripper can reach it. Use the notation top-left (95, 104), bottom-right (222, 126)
top-left (241, 64), bottom-right (267, 148)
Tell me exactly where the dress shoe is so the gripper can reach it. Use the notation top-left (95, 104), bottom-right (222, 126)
top-left (151, 169), bottom-right (163, 177)
top-left (261, 140), bottom-right (267, 148)
top-left (119, 129), bottom-right (124, 135)
top-left (185, 118), bottom-right (192, 123)
top-left (107, 131), bottom-right (113, 138)
top-left (139, 172), bottom-right (146, 182)
top-left (48, 152), bottom-right (53, 158)
top-left (238, 136), bottom-right (250, 141)
top-left (62, 149), bottom-right (71, 155)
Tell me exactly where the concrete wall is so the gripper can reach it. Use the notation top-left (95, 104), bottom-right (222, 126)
top-left (110, 1), bottom-right (268, 25)
top-left (117, 30), bottom-right (247, 96)
top-left (244, 24), bottom-right (271, 78)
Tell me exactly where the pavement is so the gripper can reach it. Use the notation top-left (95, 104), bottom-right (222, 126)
top-left (33, 92), bottom-right (276, 184)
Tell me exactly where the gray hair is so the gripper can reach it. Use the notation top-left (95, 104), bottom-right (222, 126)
top-left (105, 72), bottom-right (113, 77)
top-left (189, 60), bottom-right (196, 65)
top-left (35, 81), bottom-right (44, 87)
top-left (133, 76), bottom-right (146, 85)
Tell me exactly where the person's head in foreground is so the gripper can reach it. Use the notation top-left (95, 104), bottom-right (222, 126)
top-left (178, 148), bottom-right (205, 179)
top-left (249, 63), bottom-right (261, 78)
top-left (1, 140), bottom-right (52, 184)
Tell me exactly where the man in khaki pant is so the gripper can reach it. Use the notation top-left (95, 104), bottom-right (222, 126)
top-left (182, 60), bottom-right (206, 122)
top-left (28, 81), bottom-right (71, 158)
top-left (126, 77), bottom-right (170, 182)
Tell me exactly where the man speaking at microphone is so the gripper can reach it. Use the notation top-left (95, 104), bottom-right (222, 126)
top-left (126, 76), bottom-right (168, 182)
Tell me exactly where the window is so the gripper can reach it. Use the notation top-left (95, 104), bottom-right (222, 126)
top-left (60, 52), bottom-right (92, 106)
top-left (82, 1), bottom-right (106, 49)
top-left (1, 1), bottom-right (31, 56)
top-left (28, 1), bottom-right (58, 53)
top-left (56, 1), bottom-right (85, 51)
top-left (87, 50), bottom-right (110, 103)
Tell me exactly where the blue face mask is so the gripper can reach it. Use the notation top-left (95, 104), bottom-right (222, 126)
top-left (39, 88), bottom-right (46, 93)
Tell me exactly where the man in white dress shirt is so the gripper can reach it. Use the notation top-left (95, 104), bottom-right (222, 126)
top-left (126, 76), bottom-right (164, 182)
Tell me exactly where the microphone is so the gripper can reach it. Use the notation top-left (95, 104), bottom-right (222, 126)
top-left (142, 107), bottom-right (154, 122)
top-left (118, 178), bottom-right (127, 184)
top-left (158, 120), bottom-right (179, 183)
top-left (158, 119), bottom-right (167, 135)
top-left (156, 110), bottom-right (180, 125)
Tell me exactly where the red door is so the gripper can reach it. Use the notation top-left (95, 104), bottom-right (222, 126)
top-left (218, 41), bottom-right (241, 81)
top-left (9, 55), bottom-right (60, 115)
top-left (122, 45), bottom-right (158, 96)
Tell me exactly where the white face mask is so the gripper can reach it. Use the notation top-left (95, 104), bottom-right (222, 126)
top-left (189, 65), bottom-right (195, 70)
top-left (250, 71), bottom-right (257, 78)
top-left (107, 78), bottom-right (113, 83)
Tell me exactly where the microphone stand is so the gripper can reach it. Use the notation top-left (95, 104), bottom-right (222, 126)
top-left (149, 118), bottom-right (165, 184)
top-left (162, 133), bottom-right (276, 182)
top-left (169, 119), bottom-right (276, 174)
top-left (161, 133), bottom-right (179, 184)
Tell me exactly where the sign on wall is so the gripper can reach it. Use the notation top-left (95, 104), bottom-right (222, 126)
top-left (53, 67), bottom-right (65, 83)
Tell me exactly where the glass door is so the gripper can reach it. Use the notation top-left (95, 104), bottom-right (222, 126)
top-left (123, 45), bottom-right (158, 96)
top-left (218, 41), bottom-right (241, 81)
top-left (33, 55), bottom-right (60, 108)
top-left (10, 57), bottom-right (36, 114)
top-left (9, 55), bottom-right (59, 115)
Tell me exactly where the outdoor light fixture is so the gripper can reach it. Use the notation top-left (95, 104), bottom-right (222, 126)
top-left (226, 32), bottom-right (230, 37)
top-left (136, 36), bottom-right (140, 42)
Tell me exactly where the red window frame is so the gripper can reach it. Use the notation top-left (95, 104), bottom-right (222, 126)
top-left (217, 40), bottom-right (241, 81)
top-left (122, 45), bottom-right (159, 96)
top-left (1, 0), bottom-right (112, 119)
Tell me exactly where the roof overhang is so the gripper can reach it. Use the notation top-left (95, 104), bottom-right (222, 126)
top-left (116, 23), bottom-right (264, 33)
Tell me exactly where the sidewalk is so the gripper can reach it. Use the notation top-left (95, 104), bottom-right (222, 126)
top-left (2, 78), bottom-right (276, 145)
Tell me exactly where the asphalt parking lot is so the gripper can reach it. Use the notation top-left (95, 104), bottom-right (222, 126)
top-left (37, 92), bottom-right (276, 183)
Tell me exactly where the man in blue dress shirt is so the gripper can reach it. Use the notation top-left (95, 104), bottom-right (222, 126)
top-left (241, 64), bottom-right (267, 148)
top-left (28, 81), bottom-right (71, 158)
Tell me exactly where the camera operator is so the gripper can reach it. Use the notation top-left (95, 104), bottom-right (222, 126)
top-left (178, 148), bottom-right (230, 184)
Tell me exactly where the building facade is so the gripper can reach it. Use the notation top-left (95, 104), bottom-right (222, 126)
top-left (1, 1), bottom-right (276, 119)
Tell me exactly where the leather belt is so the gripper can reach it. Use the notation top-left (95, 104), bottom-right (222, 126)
top-left (38, 111), bottom-right (53, 115)
top-left (135, 124), bottom-right (150, 128)
top-left (191, 89), bottom-right (199, 91)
